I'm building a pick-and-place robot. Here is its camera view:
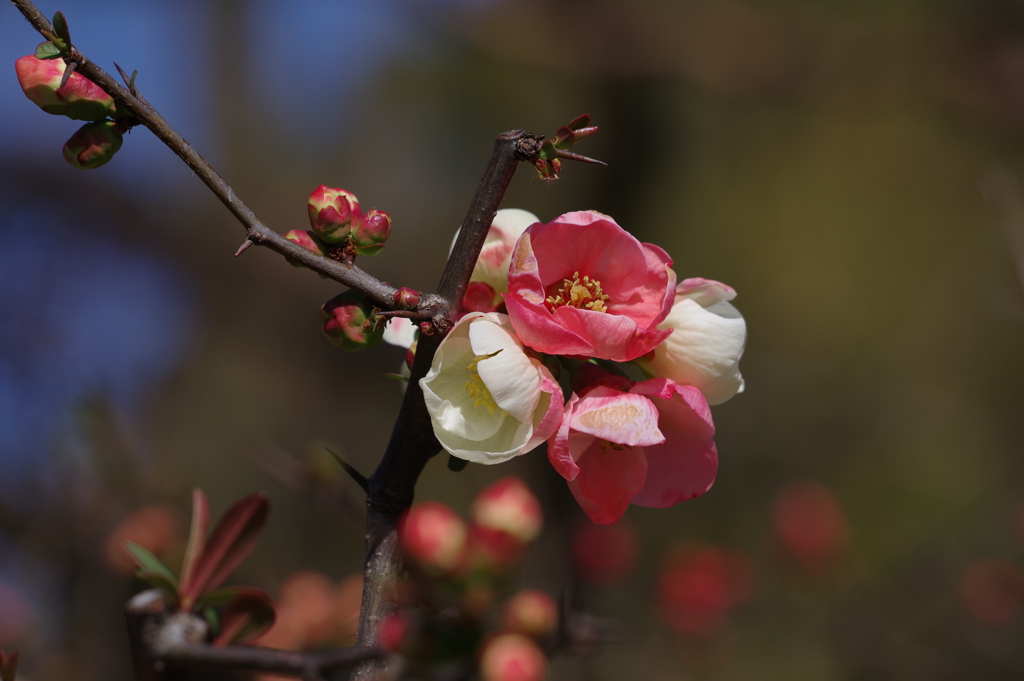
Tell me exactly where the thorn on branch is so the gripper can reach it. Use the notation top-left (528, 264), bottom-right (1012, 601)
top-left (554, 149), bottom-right (607, 167)
top-left (234, 239), bottom-right (254, 257)
top-left (59, 59), bottom-right (77, 89)
top-left (326, 448), bottom-right (369, 493)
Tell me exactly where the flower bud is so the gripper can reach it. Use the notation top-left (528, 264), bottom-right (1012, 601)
top-left (320, 290), bottom-right (384, 352)
top-left (501, 590), bottom-right (557, 638)
top-left (462, 281), bottom-right (499, 313)
top-left (378, 611), bottom-right (411, 652)
top-left (392, 287), bottom-right (420, 310)
top-left (479, 633), bottom-right (547, 681)
top-left (472, 477), bottom-right (542, 545)
top-left (308, 185), bottom-right (361, 243)
top-left (15, 55), bottom-right (116, 121)
top-left (284, 229), bottom-right (328, 270)
top-left (399, 502), bottom-right (467, 574)
top-left (62, 120), bottom-right (123, 169)
top-left (351, 209), bottom-right (392, 256)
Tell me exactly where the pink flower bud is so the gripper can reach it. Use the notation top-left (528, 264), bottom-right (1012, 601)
top-left (392, 287), bottom-right (420, 310)
top-left (399, 502), bottom-right (467, 574)
top-left (959, 558), bottom-right (1024, 626)
top-left (15, 55), bottom-right (116, 121)
top-left (378, 611), bottom-right (410, 652)
top-left (479, 633), bottom-right (547, 681)
top-left (462, 281), bottom-right (499, 313)
top-left (307, 185), bottom-right (361, 243)
top-left (284, 229), bottom-right (327, 267)
top-left (319, 290), bottom-right (384, 352)
top-left (656, 546), bottom-right (754, 635)
top-left (351, 209), bottom-right (392, 256)
top-left (471, 477), bottom-right (542, 545)
top-left (501, 590), bottom-right (557, 638)
top-left (62, 120), bottom-right (123, 169)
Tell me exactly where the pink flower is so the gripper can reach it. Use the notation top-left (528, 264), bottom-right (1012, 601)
top-left (548, 365), bottom-right (717, 524)
top-left (505, 211), bottom-right (676, 362)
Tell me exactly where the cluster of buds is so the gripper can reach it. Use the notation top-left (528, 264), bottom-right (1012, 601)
top-left (320, 290), bottom-right (385, 352)
top-left (384, 477), bottom-right (551, 680)
top-left (307, 185), bottom-right (392, 257)
top-left (14, 14), bottom-right (129, 169)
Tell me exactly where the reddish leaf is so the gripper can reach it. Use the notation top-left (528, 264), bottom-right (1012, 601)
top-left (179, 489), bottom-right (210, 594)
top-left (179, 492), bottom-right (269, 609)
top-left (566, 113), bottom-right (592, 131)
top-left (0, 650), bottom-right (18, 681)
top-left (212, 588), bottom-right (276, 646)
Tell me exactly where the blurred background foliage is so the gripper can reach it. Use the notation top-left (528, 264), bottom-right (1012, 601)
top-left (3, 0), bottom-right (1024, 679)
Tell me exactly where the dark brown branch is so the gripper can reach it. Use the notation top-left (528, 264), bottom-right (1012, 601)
top-left (9, 0), bottom-right (444, 315)
top-left (125, 591), bottom-right (385, 681)
top-left (350, 131), bottom-right (533, 681)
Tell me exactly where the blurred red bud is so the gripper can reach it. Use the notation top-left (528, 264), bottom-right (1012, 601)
top-left (15, 55), bottom-right (115, 120)
top-left (104, 504), bottom-right (181, 574)
top-left (501, 590), bottom-right (557, 638)
top-left (462, 281), bottom-right (499, 313)
top-left (959, 558), bottom-right (1024, 626)
top-left (351, 209), bottom-right (392, 256)
top-left (479, 633), bottom-right (547, 681)
top-left (399, 501), bottom-right (468, 574)
top-left (62, 120), bottom-right (123, 169)
top-left (472, 477), bottom-right (542, 545)
top-left (571, 520), bottom-right (637, 587)
top-left (656, 546), bottom-right (754, 635)
top-left (378, 611), bottom-right (410, 652)
top-left (771, 480), bottom-right (849, 575)
top-left (0, 649), bottom-right (18, 681)
top-left (0, 584), bottom-right (32, 645)
top-left (307, 185), bottom-right (360, 243)
top-left (392, 287), bottom-right (421, 310)
top-left (320, 290), bottom-right (384, 352)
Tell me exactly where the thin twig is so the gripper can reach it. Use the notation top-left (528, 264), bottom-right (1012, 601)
top-left (9, 0), bottom-right (444, 315)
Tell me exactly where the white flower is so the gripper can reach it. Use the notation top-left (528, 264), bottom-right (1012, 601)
top-left (383, 316), bottom-right (417, 349)
top-left (420, 312), bottom-right (563, 464)
top-left (450, 209), bottom-right (539, 302)
top-left (636, 278), bottom-right (746, 405)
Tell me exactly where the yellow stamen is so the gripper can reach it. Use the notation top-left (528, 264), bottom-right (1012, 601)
top-left (464, 351), bottom-right (503, 414)
top-left (546, 271), bottom-right (610, 313)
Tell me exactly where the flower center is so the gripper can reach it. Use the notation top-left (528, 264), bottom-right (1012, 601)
top-left (464, 352), bottom-right (502, 414)
top-left (546, 271), bottom-right (610, 313)
top-left (600, 439), bottom-right (632, 453)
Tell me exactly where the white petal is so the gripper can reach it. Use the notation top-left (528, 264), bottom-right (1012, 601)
top-left (421, 335), bottom-right (506, 440)
top-left (643, 299), bottom-right (747, 405)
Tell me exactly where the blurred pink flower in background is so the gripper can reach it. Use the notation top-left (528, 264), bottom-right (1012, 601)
top-left (958, 558), bottom-right (1024, 626)
top-left (505, 210), bottom-right (676, 362)
top-left (256, 571), bottom-right (364, 651)
top-left (571, 520), bottom-right (638, 587)
top-left (656, 546), bottom-right (754, 635)
top-left (771, 480), bottom-right (849, 576)
top-left (103, 504), bottom-right (182, 574)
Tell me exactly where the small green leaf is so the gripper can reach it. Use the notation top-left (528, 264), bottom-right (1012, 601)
top-left (52, 11), bottom-right (71, 46)
top-left (384, 372), bottom-right (409, 384)
top-left (35, 40), bottom-right (62, 59)
top-left (448, 454), bottom-right (469, 472)
top-left (124, 541), bottom-right (180, 589)
top-left (203, 606), bottom-right (221, 635)
top-left (129, 70), bottom-right (138, 93)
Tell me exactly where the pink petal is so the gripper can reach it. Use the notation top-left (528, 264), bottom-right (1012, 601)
top-left (527, 216), bottom-right (649, 294)
top-left (568, 386), bottom-right (664, 447)
top-left (607, 243), bottom-right (676, 327)
top-left (574, 439), bottom-right (648, 524)
top-left (630, 383), bottom-right (718, 508)
top-left (676, 278), bottom-right (737, 307)
top-left (525, 370), bottom-right (566, 452)
top-left (548, 393), bottom-right (581, 480)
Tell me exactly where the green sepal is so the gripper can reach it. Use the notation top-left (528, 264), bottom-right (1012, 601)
top-left (203, 606), bottom-right (221, 635)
